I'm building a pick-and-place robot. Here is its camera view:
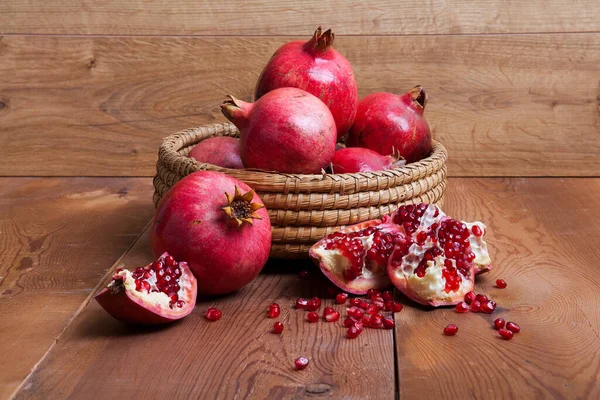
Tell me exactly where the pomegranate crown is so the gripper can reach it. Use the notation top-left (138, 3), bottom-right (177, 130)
top-left (308, 26), bottom-right (335, 51)
top-left (408, 85), bottom-right (428, 110)
top-left (221, 186), bottom-right (264, 227)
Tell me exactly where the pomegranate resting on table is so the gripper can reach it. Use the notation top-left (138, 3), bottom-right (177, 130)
top-left (310, 203), bottom-right (492, 306)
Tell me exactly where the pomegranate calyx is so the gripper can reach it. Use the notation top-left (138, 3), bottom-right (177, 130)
top-left (308, 26), bottom-right (335, 52)
top-left (220, 95), bottom-right (250, 128)
top-left (221, 185), bottom-right (264, 227)
top-left (408, 85), bottom-right (428, 111)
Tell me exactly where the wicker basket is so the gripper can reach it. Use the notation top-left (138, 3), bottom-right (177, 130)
top-left (153, 122), bottom-right (448, 258)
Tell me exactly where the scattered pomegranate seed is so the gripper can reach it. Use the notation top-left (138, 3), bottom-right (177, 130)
top-left (298, 270), bottom-right (309, 279)
top-left (358, 300), bottom-right (369, 310)
top-left (205, 307), bottom-right (222, 321)
top-left (372, 297), bottom-right (385, 309)
top-left (349, 298), bottom-right (362, 307)
top-left (480, 300), bottom-right (496, 314)
top-left (164, 254), bottom-right (176, 267)
top-left (361, 314), bottom-right (371, 327)
top-left (307, 312), bottom-right (319, 323)
top-left (471, 225), bottom-right (483, 237)
top-left (475, 294), bottom-right (488, 303)
top-left (367, 289), bottom-right (380, 299)
top-left (273, 321), bottom-right (284, 334)
top-left (493, 318), bottom-right (506, 330)
top-left (382, 317), bottom-right (395, 329)
top-left (323, 307), bottom-right (340, 322)
top-left (267, 303), bottom-right (280, 318)
top-left (455, 302), bottom-right (469, 313)
top-left (443, 324), bottom-right (458, 336)
top-left (347, 325), bottom-right (362, 339)
top-left (344, 317), bottom-right (356, 328)
top-left (370, 314), bottom-right (384, 328)
top-left (496, 279), bottom-right (507, 289)
top-left (389, 301), bottom-right (403, 313)
top-left (335, 293), bottom-right (348, 304)
top-left (295, 298), bottom-right (308, 309)
top-left (294, 357), bottom-right (309, 370)
top-left (498, 328), bottom-right (513, 340)
top-left (470, 300), bottom-right (481, 313)
top-left (347, 307), bottom-right (364, 319)
top-left (464, 291), bottom-right (476, 305)
top-left (382, 291), bottom-right (393, 302)
top-left (506, 321), bottom-right (520, 333)
top-left (306, 297), bottom-right (321, 311)
top-left (366, 305), bottom-right (380, 315)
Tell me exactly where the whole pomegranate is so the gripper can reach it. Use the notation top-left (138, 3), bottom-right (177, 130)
top-left (255, 26), bottom-right (358, 139)
top-left (348, 86), bottom-right (432, 163)
top-left (188, 136), bottom-right (244, 169)
top-left (221, 88), bottom-right (336, 174)
top-left (95, 252), bottom-right (197, 324)
top-left (387, 204), bottom-right (492, 306)
top-left (331, 147), bottom-right (405, 174)
top-left (151, 171), bottom-right (272, 295)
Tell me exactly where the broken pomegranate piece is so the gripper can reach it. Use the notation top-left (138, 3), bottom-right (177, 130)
top-left (309, 218), bottom-right (408, 295)
top-left (95, 252), bottom-right (197, 324)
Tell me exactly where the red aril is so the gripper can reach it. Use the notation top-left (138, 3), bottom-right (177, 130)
top-left (255, 27), bottom-right (358, 139)
top-left (205, 307), bottom-right (222, 322)
top-left (388, 301), bottom-right (403, 313)
top-left (268, 303), bottom-right (281, 318)
top-left (370, 314), bottom-right (384, 328)
top-left (306, 297), bottom-right (321, 311)
top-left (331, 147), bottom-right (405, 174)
top-left (471, 300), bottom-right (481, 313)
top-left (496, 279), bottom-right (507, 288)
top-left (498, 328), bottom-right (513, 340)
top-left (344, 317), bottom-right (356, 328)
top-left (506, 322), bottom-right (521, 334)
top-left (273, 321), bottom-right (284, 334)
top-left (323, 307), bottom-right (340, 322)
top-left (294, 357), bottom-right (309, 370)
top-left (443, 324), bottom-right (458, 336)
top-left (347, 325), bottom-right (362, 339)
top-left (347, 307), bottom-right (364, 319)
top-left (307, 312), bottom-right (319, 323)
top-left (335, 293), bottom-right (349, 304)
top-left (367, 289), bottom-right (380, 299)
top-left (464, 291), bottom-right (476, 305)
top-left (296, 298), bottom-right (308, 309)
top-left (95, 252), bottom-right (197, 324)
top-left (188, 136), bottom-right (243, 169)
top-left (382, 317), bottom-right (395, 329)
top-left (455, 302), bottom-right (469, 313)
top-left (382, 291), bottom-right (393, 302)
top-left (366, 305), bottom-right (380, 315)
top-left (494, 318), bottom-right (506, 330)
top-left (480, 300), bottom-right (496, 314)
top-left (475, 294), bottom-right (488, 303)
top-left (349, 298), bottom-right (362, 307)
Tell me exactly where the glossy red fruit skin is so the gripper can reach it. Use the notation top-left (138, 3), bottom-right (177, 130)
top-left (150, 171), bottom-right (271, 295)
top-left (444, 324), bottom-right (458, 336)
top-left (506, 322), bottom-right (521, 333)
top-left (348, 86), bottom-right (432, 163)
top-left (331, 147), bottom-right (405, 174)
top-left (95, 253), bottom-right (197, 325)
top-left (188, 136), bottom-right (244, 169)
top-left (255, 27), bottom-right (358, 139)
top-left (222, 88), bottom-right (336, 174)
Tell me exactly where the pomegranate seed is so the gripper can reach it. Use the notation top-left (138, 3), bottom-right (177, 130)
top-left (295, 298), bottom-right (308, 309)
top-left (471, 225), bottom-right (483, 237)
top-left (366, 305), bottom-right (380, 315)
top-left (471, 300), bottom-right (481, 312)
top-left (205, 307), bottom-right (222, 321)
top-left (498, 328), bottom-right (513, 340)
top-left (494, 318), bottom-right (506, 330)
top-left (358, 300), bottom-right (369, 310)
top-left (367, 289), bottom-right (380, 299)
top-left (349, 298), bottom-right (362, 307)
top-left (267, 303), bottom-right (280, 318)
top-left (455, 302), bottom-right (469, 313)
top-left (344, 317), bottom-right (356, 328)
top-left (443, 324), bottom-right (458, 336)
top-left (382, 317), bottom-right (395, 329)
top-left (370, 314), bottom-right (384, 328)
top-left (389, 301), bottom-right (403, 313)
top-left (347, 307), bottom-right (364, 319)
top-left (347, 325), bottom-right (362, 339)
top-left (506, 322), bottom-right (520, 334)
top-left (298, 270), bottom-right (309, 279)
top-left (480, 300), bottom-right (495, 314)
top-left (382, 291), bottom-right (393, 302)
top-left (496, 279), bottom-right (507, 289)
top-left (475, 294), bottom-right (488, 303)
top-left (361, 315), bottom-right (371, 327)
top-left (306, 297), bottom-right (321, 311)
top-left (335, 293), bottom-right (348, 304)
top-left (273, 321), bottom-right (284, 334)
top-left (164, 255), bottom-right (177, 267)
top-left (294, 357), bottom-right (309, 370)
top-left (323, 307), bottom-right (340, 322)
top-left (464, 291), bottom-right (476, 305)
top-left (372, 298), bottom-right (385, 309)
top-left (307, 312), bottom-right (319, 323)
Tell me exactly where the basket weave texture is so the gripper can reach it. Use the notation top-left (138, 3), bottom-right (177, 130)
top-left (153, 123), bottom-right (448, 258)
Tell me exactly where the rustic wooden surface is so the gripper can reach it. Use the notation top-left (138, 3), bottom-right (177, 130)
top-left (0, 178), bottom-right (154, 400)
top-left (9, 177), bottom-right (600, 399)
top-left (1, 34), bottom-right (598, 177)
top-left (1, 0), bottom-right (599, 35)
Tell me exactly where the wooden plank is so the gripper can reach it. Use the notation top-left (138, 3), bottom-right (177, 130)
top-left (1, 0), bottom-right (598, 35)
top-left (13, 230), bottom-right (396, 399)
top-left (0, 178), bottom-right (154, 400)
top-left (395, 178), bottom-right (600, 399)
top-left (1, 34), bottom-right (598, 177)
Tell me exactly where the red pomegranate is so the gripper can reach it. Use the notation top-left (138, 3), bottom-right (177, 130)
top-left (309, 218), bottom-right (405, 295)
top-left (348, 86), bottom-right (432, 163)
top-left (221, 88), bottom-right (336, 174)
top-left (255, 26), bottom-right (358, 139)
top-left (151, 171), bottom-right (272, 295)
top-left (95, 252), bottom-right (197, 324)
top-left (387, 204), bottom-right (492, 306)
top-left (331, 147), bottom-right (405, 174)
top-left (188, 136), bottom-right (244, 169)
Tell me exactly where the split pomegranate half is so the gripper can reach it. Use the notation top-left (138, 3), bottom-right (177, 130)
top-left (95, 252), bottom-right (197, 324)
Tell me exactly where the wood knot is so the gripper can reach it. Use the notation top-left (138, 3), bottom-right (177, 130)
top-left (0, 100), bottom-right (6, 109)
top-left (87, 57), bottom-right (97, 69)
top-left (305, 383), bottom-right (332, 395)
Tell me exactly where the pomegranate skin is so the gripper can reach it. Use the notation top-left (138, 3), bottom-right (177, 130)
top-left (255, 27), bottom-right (358, 139)
top-left (221, 88), bottom-right (336, 174)
top-left (348, 86), bottom-right (432, 163)
top-left (331, 147), bottom-right (405, 174)
top-left (151, 171), bottom-right (272, 295)
top-left (188, 136), bottom-right (244, 169)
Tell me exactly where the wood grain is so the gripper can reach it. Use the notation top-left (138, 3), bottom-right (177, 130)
top-left (1, 0), bottom-right (599, 35)
top-left (395, 178), bottom-right (600, 399)
top-left (0, 178), bottom-right (154, 400)
top-left (1, 34), bottom-right (598, 177)
top-left (13, 230), bottom-right (396, 400)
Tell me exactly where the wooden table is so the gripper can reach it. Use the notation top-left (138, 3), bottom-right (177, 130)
top-left (2, 177), bottom-right (599, 399)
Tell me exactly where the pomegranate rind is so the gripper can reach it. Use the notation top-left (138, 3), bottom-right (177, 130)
top-left (309, 219), bottom-right (395, 295)
top-left (95, 254), bottom-right (197, 325)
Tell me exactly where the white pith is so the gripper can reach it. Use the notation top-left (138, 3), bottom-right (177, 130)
top-left (465, 221), bottom-right (492, 267)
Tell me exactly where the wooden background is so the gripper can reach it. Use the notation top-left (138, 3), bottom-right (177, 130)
top-left (1, 0), bottom-right (598, 177)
